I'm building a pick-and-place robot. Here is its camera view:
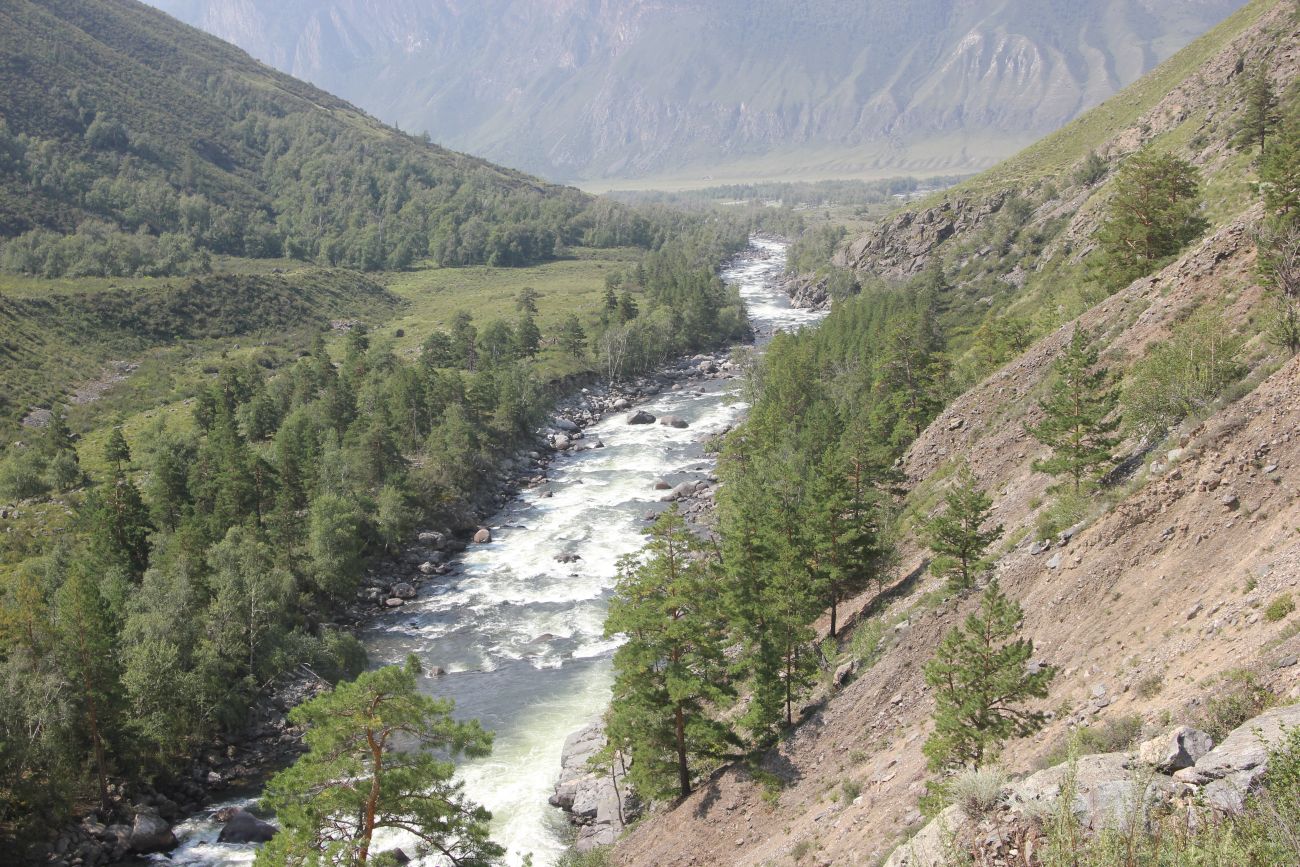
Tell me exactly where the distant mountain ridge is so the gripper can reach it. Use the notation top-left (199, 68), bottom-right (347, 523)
top-left (146, 0), bottom-right (1246, 184)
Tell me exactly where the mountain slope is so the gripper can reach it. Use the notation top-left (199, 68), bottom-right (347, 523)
top-left (144, 0), bottom-right (1245, 185)
top-left (0, 0), bottom-right (596, 275)
top-left (610, 1), bottom-right (1300, 863)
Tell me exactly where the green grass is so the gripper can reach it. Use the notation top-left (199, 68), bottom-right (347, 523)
top-left (379, 248), bottom-right (644, 379)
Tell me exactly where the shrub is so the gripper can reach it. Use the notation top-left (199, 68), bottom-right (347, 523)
top-left (0, 447), bottom-right (50, 501)
top-left (1194, 670), bottom-right (1275, 741)
top-left (949, 766), bottom-right (1009, 819)
top-left (841, 779), bottom-right (862, 802)
top-left (1265, 594), bottom-right (1296, 622)
top-left (849, 618), bottom-right (885, 668)
top-left (1123, 310), bottom-right (1245, 436)
top-left (1135, 675), bottom-right (1164, 699)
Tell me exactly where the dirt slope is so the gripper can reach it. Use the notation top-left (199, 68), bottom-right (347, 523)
top-left (611, 3), bottom-right (1300, 864)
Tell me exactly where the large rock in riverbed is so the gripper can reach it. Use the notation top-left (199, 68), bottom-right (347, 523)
top-left (552, 722), bottom-right (640, 852)
top-left (627, 410), bottom-right (656, 425)
top-left (473, 527), bottom-right (492, 543)
top-left (217, 809), bottom-right (276, 844)
top-left (659, 415), bottom-right (689, 428)
top-left (128, 810), bottom-right (176, 853)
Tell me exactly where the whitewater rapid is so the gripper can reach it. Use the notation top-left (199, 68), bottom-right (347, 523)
top-left (157, 236), bottom-right (822, 866)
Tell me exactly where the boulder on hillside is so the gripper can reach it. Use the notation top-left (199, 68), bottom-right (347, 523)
top-left (1136, 726), bottom-right (1214, 773)
top-left (217, 809), bottom-right (276, 844)
top-left (627, 410), bottom-right (655, 424)
top-left (1175, 702), bottom-right (1300, 812)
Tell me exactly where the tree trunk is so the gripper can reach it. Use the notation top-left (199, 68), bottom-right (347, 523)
top-left (359, 727), bottom-right (384, 865)
top-left (674, 704), bottom-right (690, 798)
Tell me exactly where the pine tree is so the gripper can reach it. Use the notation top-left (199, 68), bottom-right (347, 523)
top-left (924, 464), bottom-right (1001, 592)
top-left (1096, 148), bottom-right (1206, 288)
top-left (1026, 328), bottom-right (1120, 492)
top-left (515, 286), bottom-right (539, 313)
top-left (104, 427), bottom-right (131, 474)
top-left (805, 444), bottom-right (887, 638)
top-left (1233, 66), bottom-right (1280, 157)
top-left (256, 656), bottom-right (500, 866)
top-left (1260, 228), bottom-right (1300, 354)
top-left (558, 313), bottom-right (587, 358)
top-left (1261, 111), bottom-right (1300, 222)
top-left (53, 563), bottom-right (121, 813)
top-left (83, 476), bottom-right (153, 580)
top-left (514, 312), bottom-right (541, 359)
top-left (922, 580), bottom-right (1055, 770)
top-left (604, 508), bottom-right (734, 800)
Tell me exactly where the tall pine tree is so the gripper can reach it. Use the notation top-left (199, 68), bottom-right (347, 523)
top-left (1026, 328), bottom-right (1120, 492)
top-left (924, 464), bottom-right (1001, 593)
top-left (922, 580), bottom-right (1055, 770)
top-left (604, 508), bottom-right (734, 799)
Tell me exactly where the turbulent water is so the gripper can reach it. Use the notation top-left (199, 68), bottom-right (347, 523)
top-left (157, 236), bottom-right (822, 867)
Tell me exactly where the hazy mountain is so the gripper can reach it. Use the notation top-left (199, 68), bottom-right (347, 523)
top-left (144, 0), bottom-right (1245, 184)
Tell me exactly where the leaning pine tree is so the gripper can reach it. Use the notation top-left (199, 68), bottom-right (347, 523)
top-left (923, 579), bottom-right (1056, 770)
top-left (924, 464), bottom-right (1001, 593)
top-left (604, 507), bottom-right (735, 800)
top-left (255, 656), bottom-right (501, 867)
top-left (1026, 327), bottom-right (1120, 493)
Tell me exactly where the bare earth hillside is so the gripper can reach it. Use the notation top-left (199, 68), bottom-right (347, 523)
top-left (611, 2), bottom-right (1300, 864)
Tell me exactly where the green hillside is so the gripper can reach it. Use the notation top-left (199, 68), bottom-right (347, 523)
top-left (0, 0), bottom-right (631, 276)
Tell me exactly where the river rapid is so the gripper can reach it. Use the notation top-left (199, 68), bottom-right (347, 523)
top-left (156, 237), bottom-right (822, 867)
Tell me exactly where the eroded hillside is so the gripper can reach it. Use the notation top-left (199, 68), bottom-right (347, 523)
top-left (609, 1), bottom-right (1300, 864)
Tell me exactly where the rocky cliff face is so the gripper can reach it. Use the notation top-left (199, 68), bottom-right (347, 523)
top-left (144, 0), bottom-right (1243, 183)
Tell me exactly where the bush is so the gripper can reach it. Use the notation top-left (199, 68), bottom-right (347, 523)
top-left (1123, 310), bottom-right (1245, 436)
top-left (1265, 594), bottom-right (1296, 622)
top-left (1194, 670), bottom-right (1275, 741)
top-left (949, 766), bottom-right (1009, 819)
top-left (556, 847), bottom-right (612, 867)
top-left (0, 447), bottom-right (50, 501)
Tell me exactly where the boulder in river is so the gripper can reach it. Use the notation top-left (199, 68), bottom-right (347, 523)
top-left (627, 409), bottom-right (655, 425)
top-left (128, 810), bottom-right (176, 853)
top-left (392, 582), bottom-right (417, 600)
top-left (473, 527), bottom-right (492, 543)
top-left (658, 415), bottom-right (689, 428)
top-left (217, 809), bottom-right (276, 844)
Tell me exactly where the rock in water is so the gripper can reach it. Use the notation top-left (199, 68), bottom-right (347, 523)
top-left (473, 527), bottom-right (492, 543)
top-left (128, 810), bottom-right (176, 853)
top-left (217, 809), bottom-right (277, 844)
top-left (626, 410), bottom-right (656, 424)
top-left (658, 415), bottom-right (689, 428)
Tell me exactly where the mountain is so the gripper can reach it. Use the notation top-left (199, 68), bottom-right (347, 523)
top-left (144, 0), bottom-right (1246, 185)
top-left (0, 0), bottom-right (606, 277)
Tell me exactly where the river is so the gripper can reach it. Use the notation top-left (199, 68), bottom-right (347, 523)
top-left (155, 236), bottom-right (822, 867)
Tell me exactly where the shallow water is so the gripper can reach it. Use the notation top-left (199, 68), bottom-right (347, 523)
top-left (160, 236), bottom-right (823, 866)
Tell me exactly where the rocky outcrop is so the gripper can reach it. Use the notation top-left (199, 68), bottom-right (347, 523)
top-left (887, 704), bottom-right (1300, 867)
top-left (781, 273), bottom-right (832, 311)
top-left (838, 192), bottom-right (1008, 281)
top-left (551, 723), bottom-right (640, 851)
